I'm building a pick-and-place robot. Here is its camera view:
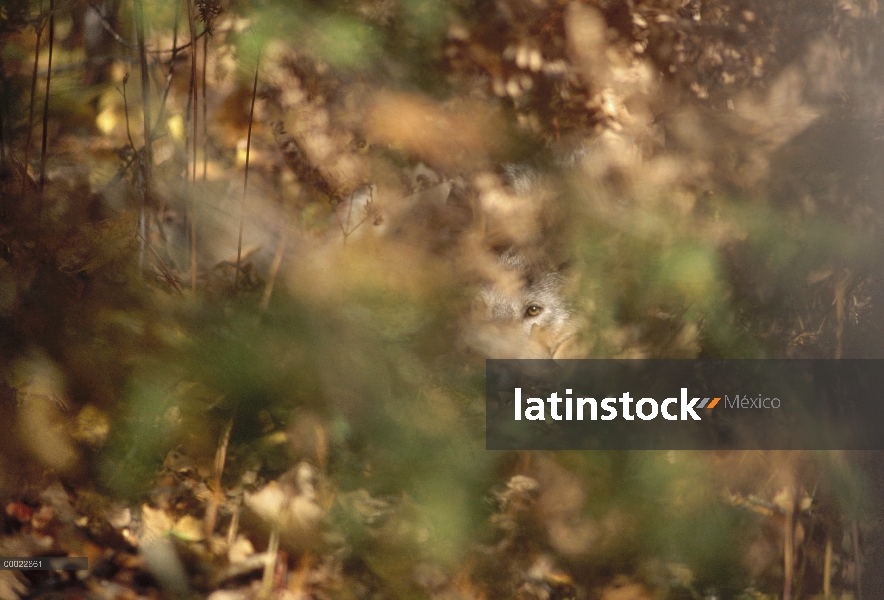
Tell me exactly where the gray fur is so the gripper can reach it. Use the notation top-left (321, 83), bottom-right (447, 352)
top-left (480, 249), bottom-right (572, 335)
top-left (465, 248), bottom-right (580, 359)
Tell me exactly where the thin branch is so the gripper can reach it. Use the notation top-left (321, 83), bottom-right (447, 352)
top-left (204, 419), bottom-right (234, 538)
top-left (187, 0), bottom-right (199, 291)
top-left (134, 0), bottom-right (153, 275)
top-left (134, 226), bottom-right (184, 295)
top-left (0, 54), bottom-right (6, 161)
top-left (235, 55), bottom-right (261, 294)
top-left (65, 7), bottom-right (215, 56)
top-left (187, 0), bottom-right (198, 182)
top-left (333, 187), bottom-right (373, 244)
top-left (120, 74), bottom-right (136, 150)
top-left (100, 152), bottom-right (138, 193)
top-left (202, 29), bottom-right (208, 182)
top-left (151, 0), bottom-right (181, 136)
top-left (145, 26), bottom-right (212, 54)
top-left (260, 527), bottom-right (279, 600)
top-left (25, 10), bottom-right (45, 168)
top-left (38, 0), bottom-right (54, 193)
top-left (260, 222), bottom-right (288, 313)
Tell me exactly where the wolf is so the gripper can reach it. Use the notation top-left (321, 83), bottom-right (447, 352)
top-left (462, 247), bottom-right (582, 359)
top-left (458, 163), bottom-right (584, 359)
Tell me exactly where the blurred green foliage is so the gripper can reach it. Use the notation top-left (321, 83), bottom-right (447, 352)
top-left (0, 0), bottom-right (881, 596)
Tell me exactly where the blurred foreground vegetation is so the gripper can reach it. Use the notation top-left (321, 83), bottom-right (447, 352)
top-left (1, 0), bottom-right (884, 597)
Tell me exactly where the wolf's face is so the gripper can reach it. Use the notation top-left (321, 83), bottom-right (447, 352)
top-left (480, 250), bottom-right (572, 335)
top-left (463, 249), bottom-right (582, 359)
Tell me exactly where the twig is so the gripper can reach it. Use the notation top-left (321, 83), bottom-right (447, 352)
top-left (25, 8), bottom-right (45, 169)
top-left (120, 74), bottom-right (135, 150)
top-left (133, 0), bottom-right (153, 275)
top-left (202, 27), bottom-right (208, 181)
top-left (853, 520), bottom-right (863, 600)
top-left (100, 149), bottom-right (140, 194)
top-left (146, 28), bottom-right (210, 54)
top-left (345, 189), bottom-right (354, 235)
top-left (235, 55), bottom-right (261, 294)
top-left (151, 1), bottom-right (181, 138)
top-left (187, 0), bottom-right (199, 291)
top-left (0, 54), bottom-right (7, 161)
top-left (333, 187), bottom-right (372, 244)
top-left (135, 226), bottom-right (184, 294)
top-left (226, 491), bottom-right (241, 545)
top-left (260, 222), bottom-right (289, 313)
top-left (75, 5), bottom-right (214, 55)
top-left (834, 268), bottom-right (848, 359)
top-left (38, 0), bottom-right (54, 193)
top-left (204, 418), bottom-right (233, 538)
top-left (259, 527), bottom-right (279, 599)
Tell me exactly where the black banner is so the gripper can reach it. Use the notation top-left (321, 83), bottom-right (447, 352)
top-left (486, 360), bottom-right (884, 450)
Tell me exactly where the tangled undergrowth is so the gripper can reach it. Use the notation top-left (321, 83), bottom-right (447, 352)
top-left (1, 0), bottom-right (884, 598)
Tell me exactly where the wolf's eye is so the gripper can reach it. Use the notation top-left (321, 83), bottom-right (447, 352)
top-left (525, 304), bottom-right (543, 317)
